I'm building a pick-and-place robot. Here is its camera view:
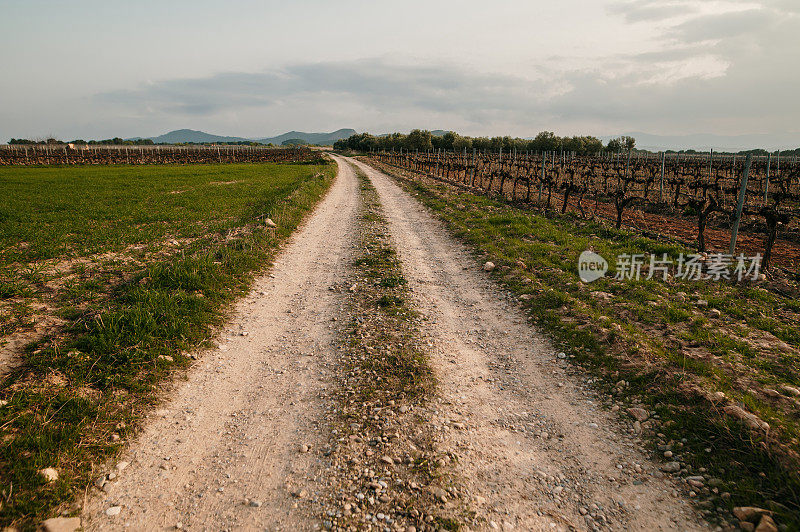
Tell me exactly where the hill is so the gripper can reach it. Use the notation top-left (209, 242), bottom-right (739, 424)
top-left (148, 129), bottom-right (251, 144)
top-left (141, 128), bottom-right (356, 146)
top-left (256, 129), bottom-right (356, 145)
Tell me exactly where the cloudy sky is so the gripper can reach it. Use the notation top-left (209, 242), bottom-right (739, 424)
top-left (1, 0), bottom-right (798, 145)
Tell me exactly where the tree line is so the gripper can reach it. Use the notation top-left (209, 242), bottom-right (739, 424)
top-left (334, 129), bottom-right (800, 156)
top-left (334, 130), bottom-right (633, 155)
top-left (665, 147), bottom-right (800, 156)
top-left (9, 137), bottom-right (156, 146)
top-left (8, 138), bottom-right (268, 147)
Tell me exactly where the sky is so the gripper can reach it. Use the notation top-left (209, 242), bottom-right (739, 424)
top-left (1, 0), bottom-right (798, 146)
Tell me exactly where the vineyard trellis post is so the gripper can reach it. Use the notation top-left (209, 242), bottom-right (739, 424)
top-left (708, 149), bottom-right (713, 180)
top-left (764, 153), bottom-right (771, 202)
top-left (729, 153), bottom-right (753, 255)
top-left (471, 148), bottom-right (476, 186)
top-left (659, 152), bottom-right (665, 202)
top-left (538, 153), bottom-right (545, 203)
top-left (625, 149), bottom-right (631, 179)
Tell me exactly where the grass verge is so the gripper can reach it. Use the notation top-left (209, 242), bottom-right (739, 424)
top-left (363, 157), bottom-right (800, 530)
top-left (0, 161), bottom-right (336, 528)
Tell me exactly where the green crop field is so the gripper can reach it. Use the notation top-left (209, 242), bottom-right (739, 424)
top-left (0, 161), bottom-right (335, 526)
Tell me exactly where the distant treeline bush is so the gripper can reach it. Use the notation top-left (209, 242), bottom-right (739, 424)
top-left (334, 129), bottom-right (800, 156)
top-left (334, 130), bottom-right (628, 155)
top-left (666, 147), bottom-right (800, 156)
top-left (7, 138), bottom-right (270, 147)
top-left (174, 141), bottom-right (268, 146)
top-left (9, 137), bottom-right (155, 146)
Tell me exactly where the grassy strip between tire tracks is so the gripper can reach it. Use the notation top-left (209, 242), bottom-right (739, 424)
top-left (322, 165), bottom-right (464, 531)
top-left (363, 157), bottom-right (800, 530)
top-left (0, 161), bottom-right (336, 528)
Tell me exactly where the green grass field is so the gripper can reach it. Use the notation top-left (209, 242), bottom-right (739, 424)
top-left (366, 158), bottom-right (800, 527)
top-left (0, 161), bottom-right (335, 527)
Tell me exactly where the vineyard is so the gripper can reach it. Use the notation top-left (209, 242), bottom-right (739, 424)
top-left (0, 144), bottom-right (318, 166)
top-left (372, 149), bottom-right (800, 273)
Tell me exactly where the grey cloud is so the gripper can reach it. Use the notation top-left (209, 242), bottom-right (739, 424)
top-left (770, 0), bottom-right (800, 14)
top-left (608, 1), bottom-right (697, 23)
top-left (669, 8), bottom-right (777, 43)
top-left (634, 47), bottom-right (710, 64)
top-left (93, 0), bottom-right (798, 140)
top-left (93, 51), bottom-right (798, 137)
top-left (608, 0), bottom-right (796, 48)
top-left (609, 0), bottom-right (798, 23)
top-left (97, 60), bottom-right (553, 119)
top-left (99, 71), bottom-right (279, 114)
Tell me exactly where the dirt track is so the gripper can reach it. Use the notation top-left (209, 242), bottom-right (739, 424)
top-left (83, 157), bottom-right (705, 530)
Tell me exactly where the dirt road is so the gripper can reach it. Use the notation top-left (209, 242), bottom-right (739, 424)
top-left (83, 157), bottom-right (704, 531)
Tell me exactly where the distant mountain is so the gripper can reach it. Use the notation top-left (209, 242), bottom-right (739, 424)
top-left (600, 132), bottom-right (800, 152)
top-left (142, 128), bottom-right (356, 145)
top-left (149, 129), bottom-right (251, 144)
top-left (256, 129), bottom-right (356, 145)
